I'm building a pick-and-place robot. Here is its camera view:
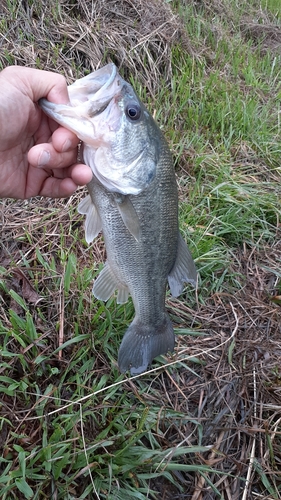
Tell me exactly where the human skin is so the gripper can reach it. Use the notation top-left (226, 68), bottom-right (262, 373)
top-left (0, 66), bottom-right (92, 199)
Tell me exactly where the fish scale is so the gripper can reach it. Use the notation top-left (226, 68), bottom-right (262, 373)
top-left (86, 134), bottom-right (181, 373)
top-left (39, 63), bottom-right (197, 374)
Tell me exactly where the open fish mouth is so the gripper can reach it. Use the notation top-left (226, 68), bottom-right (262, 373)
top-left (68, 63), bottom-right (118, 108)
top-left (39, 63), bottom-right (157, 195)
top-left (39, 63), bottom-right (123, 144)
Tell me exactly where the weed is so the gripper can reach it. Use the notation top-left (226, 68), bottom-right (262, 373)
top-left (0, 0), bottom-right (281, 498)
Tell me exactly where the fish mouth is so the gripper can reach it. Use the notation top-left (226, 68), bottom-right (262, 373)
top-left (39, 63), bottom-right (123, 144)
top-left (68, 63), bottom-right (118, 112)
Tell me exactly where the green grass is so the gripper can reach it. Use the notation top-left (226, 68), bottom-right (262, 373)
top-left (0, 0), bottom-right (281, 498)
top-left (0, 238), bottom-right (213, 499)
top-left (0, 264), bottom-right (210, 499)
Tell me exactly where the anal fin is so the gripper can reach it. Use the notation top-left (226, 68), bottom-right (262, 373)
top-left (93, 262), bottom-right (129, 304)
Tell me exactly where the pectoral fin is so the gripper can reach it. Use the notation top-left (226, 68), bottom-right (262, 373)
top-left (78, 194), bottom-right (102, 244)
top-left (168, 234), bottom-right (197, 297)
top-left (113, 194), bottom-right (141, 242)
top-left (93, 261), bottom-right (129, 304)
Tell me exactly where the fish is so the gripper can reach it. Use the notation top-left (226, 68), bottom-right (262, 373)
top-left (39, 63), bottom-right (197, 375)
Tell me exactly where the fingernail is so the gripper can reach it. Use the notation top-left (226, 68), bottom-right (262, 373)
top-left (62, 138), bottom-right (72, 152)
top-left (38, 150), bottom-right (50, 167)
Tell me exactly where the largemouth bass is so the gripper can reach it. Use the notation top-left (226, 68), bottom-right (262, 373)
top-left (39, 63), bottom-right (197, 375)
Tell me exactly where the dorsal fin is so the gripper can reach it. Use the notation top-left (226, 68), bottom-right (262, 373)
top-left (78, 195), bottom-right (102, 244)
top-left (168, 234), bottom-right (197, 297)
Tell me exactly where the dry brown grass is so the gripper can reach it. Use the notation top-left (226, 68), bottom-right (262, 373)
top-left (158, 242), bottom-right (281, 498)
top-left (0, 0), bottom-right (192, 93)
top-left (0, 1), bottom-right (281, 499)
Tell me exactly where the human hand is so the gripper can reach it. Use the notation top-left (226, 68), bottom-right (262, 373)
top-left (0, 66), bottom-right (92, 199)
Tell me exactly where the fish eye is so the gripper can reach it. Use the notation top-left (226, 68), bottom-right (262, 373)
top-left (125, 103), bottom-right (141, 121)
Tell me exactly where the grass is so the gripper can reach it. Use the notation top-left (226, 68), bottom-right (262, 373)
top-left (0, 0), bottom-right (281, 498)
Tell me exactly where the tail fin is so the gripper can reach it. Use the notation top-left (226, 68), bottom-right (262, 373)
top-left (118, 314), bottom-right (175, 375)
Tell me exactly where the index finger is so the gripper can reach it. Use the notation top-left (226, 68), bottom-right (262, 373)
top-left (6, 66), bottom-right (70, 104)
top-left (51, 126), bottom-right (80, 153)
